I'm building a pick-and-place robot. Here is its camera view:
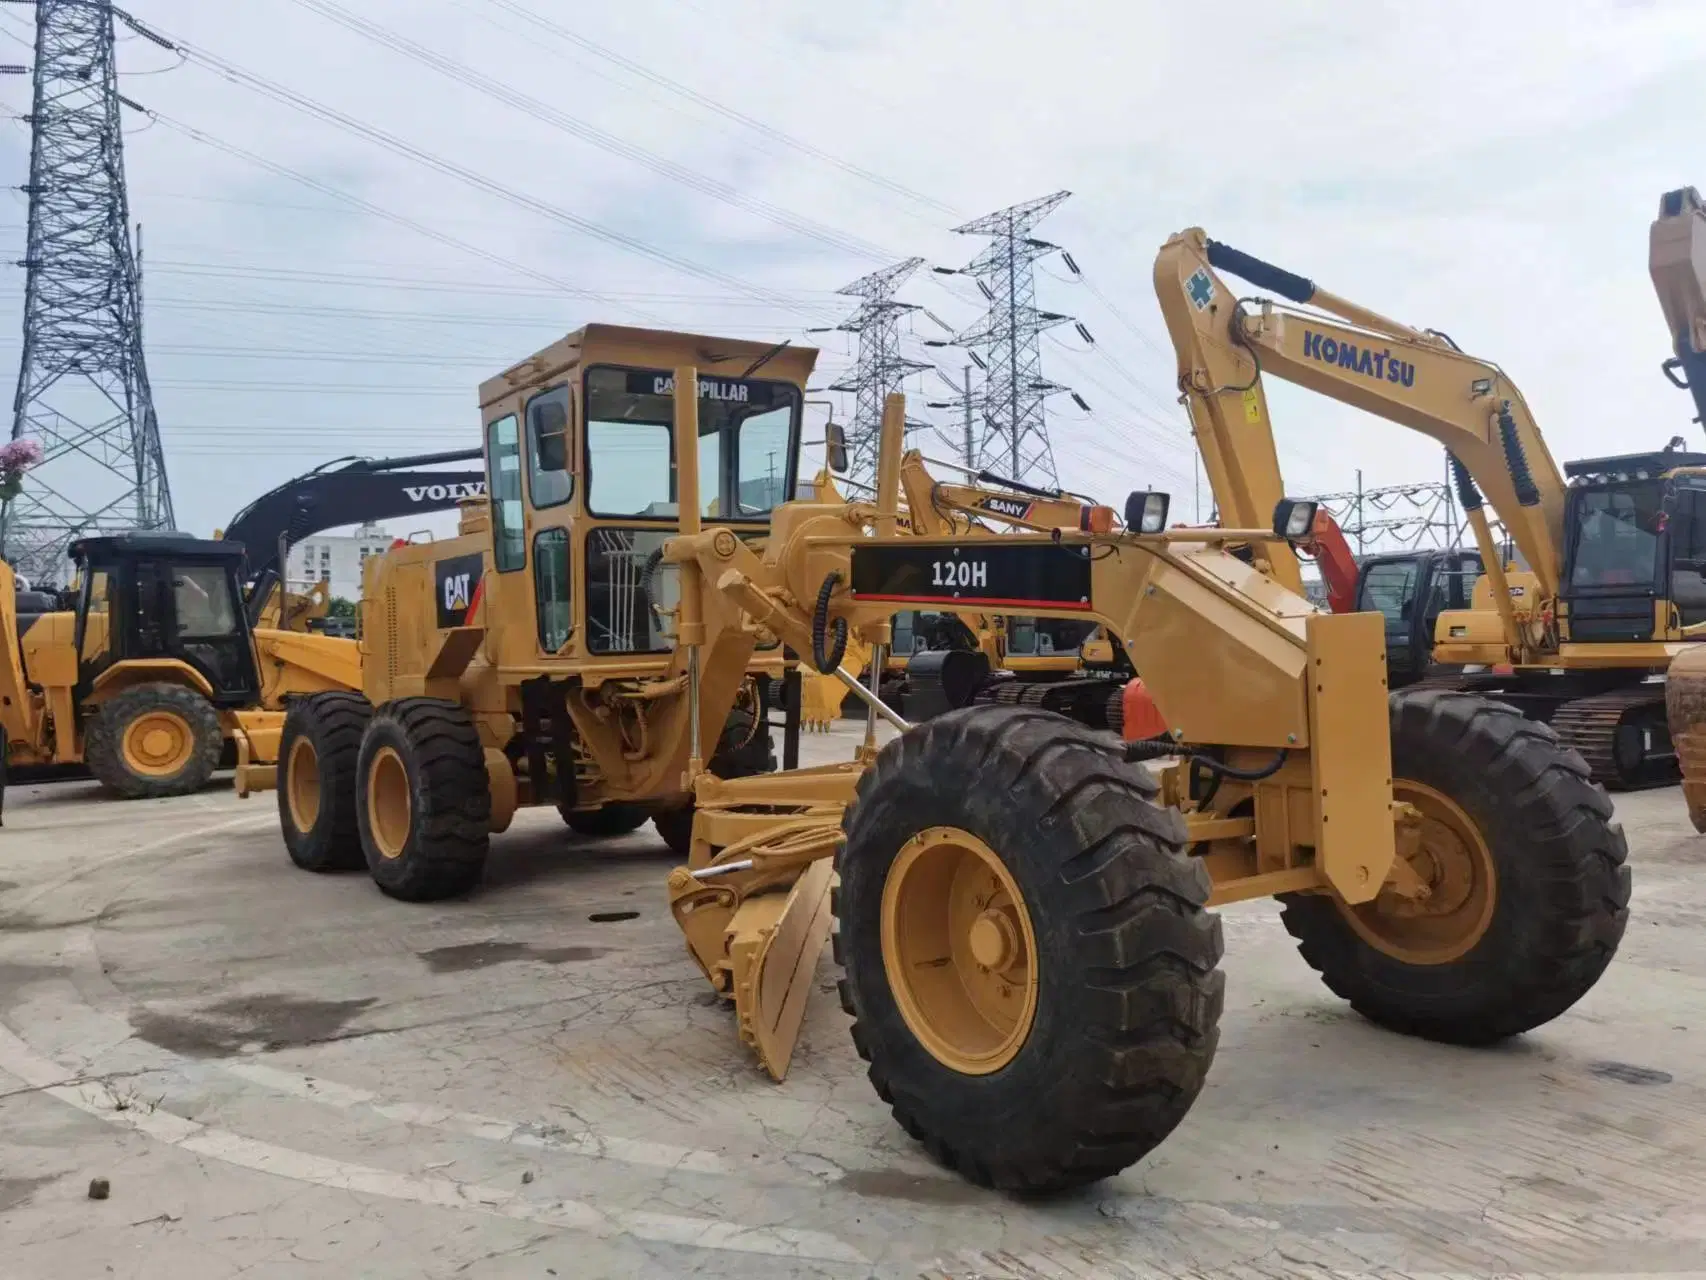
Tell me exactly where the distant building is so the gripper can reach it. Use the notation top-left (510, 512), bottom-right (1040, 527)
top-left (285, 521), bottom-right (394, 601)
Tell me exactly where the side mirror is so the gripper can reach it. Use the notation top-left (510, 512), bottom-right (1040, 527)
top-left (1124, 490), bottom-right (1171, 534)
top-left (825, 419), bottom-right (849, 475)
top-left (1272, 497), bottom-right (1319, 541)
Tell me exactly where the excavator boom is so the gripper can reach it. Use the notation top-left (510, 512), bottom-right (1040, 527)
top-left (1154, 230), bottom-right (1567, 605)
top-left (1650, 186), bottom-right (1706, 427)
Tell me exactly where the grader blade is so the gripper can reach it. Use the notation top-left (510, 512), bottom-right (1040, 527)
top-left (727, 858), bottom-right (836, 1081)
top-left (1667, 646), bottom-right (1706, 831)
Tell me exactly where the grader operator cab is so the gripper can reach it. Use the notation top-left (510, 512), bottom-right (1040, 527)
top-left (2, 533), bottom-right (356, 798)
top-left (269, 325), bottom-right (811, 898)
top-left (267, 307), bottom-right (1630, 1194)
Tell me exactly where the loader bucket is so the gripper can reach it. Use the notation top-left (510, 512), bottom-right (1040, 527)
top-left (727, 858), bottom-right (837, 1080)
top-left (1667, 646), bottom-right (1706, 832)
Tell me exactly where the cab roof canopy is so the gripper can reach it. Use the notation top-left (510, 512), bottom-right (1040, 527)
top-left (479, 323), bottom-right (820, 409)
top-left (1564, 449), bottom-right (1706, 483)
top-left (70, 532), bottom-right (249, 567)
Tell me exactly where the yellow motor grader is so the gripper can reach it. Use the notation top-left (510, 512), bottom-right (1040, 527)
top-left (267, 317), bottom-right (1628, 1194)
top-left (2, 532), bottom-right (359, 802)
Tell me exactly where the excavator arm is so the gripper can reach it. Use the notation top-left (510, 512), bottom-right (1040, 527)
top-left (1650, 186), bottom-right (1706, 428)
top-left (1153, 229), bottom-right (1568, 608)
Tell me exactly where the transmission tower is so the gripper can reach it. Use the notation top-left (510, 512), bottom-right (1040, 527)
top-left (1, 0), bottom-right (174, 585)
top-left (937, 191), bottom-right (1074, 487)
top-left (1307, 467), bottom-right (1463, 555)
top-left (822, 257), bottom-right (931, 486)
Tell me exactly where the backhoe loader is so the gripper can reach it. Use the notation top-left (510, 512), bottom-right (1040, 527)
top-left (2, 533), bottom-right (360, 799)
top-left (1156, 225), bottom-right (1706, 789)
top-left (272, 315), bottom-right (1628, 1194)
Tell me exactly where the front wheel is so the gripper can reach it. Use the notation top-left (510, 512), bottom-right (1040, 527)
top-left (278, 692), bottom-right (371, 872)
top-left (356, 698), bottom-right (491, 902)
top-left (1280, 689), bottom-right (1631, 1044)
top-left (834, 705), bottom-right (1223, 1193)
top-left (84, 682), bottom-right (223, 799)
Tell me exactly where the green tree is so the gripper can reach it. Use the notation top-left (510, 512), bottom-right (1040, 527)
top-left (327, 596), bottom-right (357, 619)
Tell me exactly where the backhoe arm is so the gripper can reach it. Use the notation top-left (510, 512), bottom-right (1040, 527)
top-left (1154, 228), bottom-right (1567, 603)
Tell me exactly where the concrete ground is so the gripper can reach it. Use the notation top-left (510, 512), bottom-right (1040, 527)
top-left (2, 722), bottom-right (1705, 1279)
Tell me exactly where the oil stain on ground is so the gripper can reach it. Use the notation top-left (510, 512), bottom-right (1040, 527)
top-left (0, 1175), bottom-right (61, 1213)
top-left (131, 994), bottom-right (378, 1059)
top-left (416, 939), bottom-right (610, 974)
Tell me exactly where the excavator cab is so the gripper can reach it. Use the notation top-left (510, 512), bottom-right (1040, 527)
top-left (1560, 450), bottom-right (1706, 640)
top-left (1354, 549), bottom-right (1484, 685)
top-left (70, 534), bottom-right (262, 708)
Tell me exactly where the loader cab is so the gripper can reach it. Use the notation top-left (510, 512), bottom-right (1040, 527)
top-left (69, 534), bottom-right (261, 708)
top-left (1354, 548), bottom-right (1484, 685)
top-left (1560, 450), bottom-right (1706, 640)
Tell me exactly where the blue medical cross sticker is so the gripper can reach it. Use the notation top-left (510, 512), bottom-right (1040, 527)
top-left (1187, 268), bottom-right (1215, 310)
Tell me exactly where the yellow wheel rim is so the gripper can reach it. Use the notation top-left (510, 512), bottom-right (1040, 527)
top-left (121, 710), bottom-right (195, 778)
top-left (286, 736), bottom-right (320, 834)
top-left (880, 825), bottom-right (1038, 1074)
top-left (366, 745), bottom-right (411, 860)
top-left (1340, 780), bottom-right (1498, 965)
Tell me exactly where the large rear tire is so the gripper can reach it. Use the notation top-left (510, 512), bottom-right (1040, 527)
top-left (356, 698), bottom-right (491, 903)
top-left (85, 682), bottom-right (222, 800)
top-left (834, 705), bottom-right (1224, 1193)
top-left (278, 691), bottom-right (371, 872)
top-left (1279, 688), bottom-right (1630, 1044)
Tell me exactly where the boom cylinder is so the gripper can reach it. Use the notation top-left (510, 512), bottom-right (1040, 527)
top-left (673, 366), bottom-right (706, 779)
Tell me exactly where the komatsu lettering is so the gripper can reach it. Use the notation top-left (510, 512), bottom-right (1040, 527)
top-left (931, 558), bottom-right (988, 589)
top-left (650, 374), bottom-right (750, 403)
top-left (404, 482), bottom-right (486, 502)
top-left (1301, 329), bottom-right (1415, 388)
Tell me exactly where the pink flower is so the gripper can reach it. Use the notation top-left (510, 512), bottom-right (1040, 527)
top-left (0, 438), bottom-right (44, 472)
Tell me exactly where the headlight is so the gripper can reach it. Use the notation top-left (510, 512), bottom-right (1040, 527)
top-left (1124, 490), bottom-right (1171, 534)
top-left (1272, 497), bottom-right (1319, 541)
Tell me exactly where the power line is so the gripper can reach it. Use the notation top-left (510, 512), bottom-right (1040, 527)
top-left (471, 0), bottom-right (958, 221)
top-left (281, 0), bottom-right (899, 265)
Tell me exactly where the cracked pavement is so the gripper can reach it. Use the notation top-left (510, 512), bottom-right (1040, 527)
top-left (3, 723), bottom-right (1706, 1278)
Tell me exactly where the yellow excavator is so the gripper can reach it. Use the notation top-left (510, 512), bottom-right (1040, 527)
top-left (1156, 225), bottom-right (1706, 790)
top-left (2, 532), bottom-right (358, 803)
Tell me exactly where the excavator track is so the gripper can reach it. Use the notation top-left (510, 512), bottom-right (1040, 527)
top-left (1547, 686), bottom-right (1675, 791)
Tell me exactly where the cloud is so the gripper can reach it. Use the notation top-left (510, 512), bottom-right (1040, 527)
top-left (0, 0), bottom-right (1701, 551)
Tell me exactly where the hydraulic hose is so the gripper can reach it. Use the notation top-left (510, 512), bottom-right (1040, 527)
top-left (811, 572), bottom-right (849, 675)
top-left (1449, 452), bottom-right (1483, 512)
top-left (1496, 403), bottom-right (1541, 507)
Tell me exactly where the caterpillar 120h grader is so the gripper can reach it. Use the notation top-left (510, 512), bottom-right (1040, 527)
top-left (2, 532), bottom-right (359, 802)
top-left (269, 314), bottom-right (1628, 1193)
top-left (1158, 224), bottom-right (1706, 790)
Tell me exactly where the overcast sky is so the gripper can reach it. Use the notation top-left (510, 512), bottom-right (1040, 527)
top-left (3, 0), bottom-right (1705, 548)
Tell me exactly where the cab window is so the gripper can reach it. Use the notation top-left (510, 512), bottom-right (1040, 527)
top-left (534, 527), bottom-right (571, 651)
top-left (1357, 560), bottom-right (1420, 623)
top-left (173, 565), bottom-right (239, 637)
top-left (526, 386), bottom-right (573, 509)
top-left (583, 365), bottom-right (800, 518)
top-left (487, 414), bottom-right (525, 571)
top-left (1569, 483), bottom-right (1662, 589)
